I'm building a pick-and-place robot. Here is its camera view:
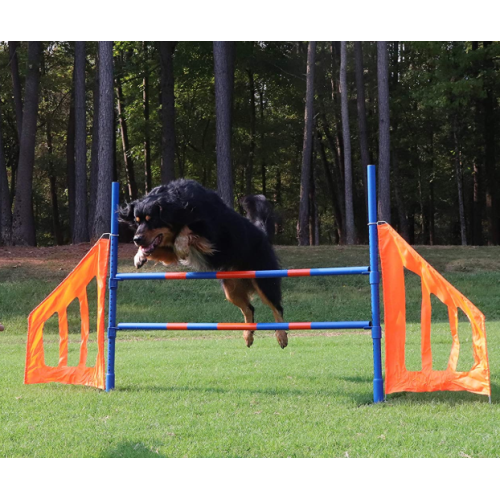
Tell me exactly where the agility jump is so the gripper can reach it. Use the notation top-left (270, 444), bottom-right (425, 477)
top-left (25, 165), bottom-right (491, 402)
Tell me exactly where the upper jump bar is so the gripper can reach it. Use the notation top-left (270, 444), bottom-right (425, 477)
top-left (116, 321), bottom-right (371, 331)
top-left (115, 266), bottom-right (370, 281)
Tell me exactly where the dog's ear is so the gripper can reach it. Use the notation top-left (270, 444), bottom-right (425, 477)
top-left (118, 202), bottom-right (136, 224)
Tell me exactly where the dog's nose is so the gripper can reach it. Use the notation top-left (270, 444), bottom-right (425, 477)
top-left (133, 234), bottom-right (145, 246)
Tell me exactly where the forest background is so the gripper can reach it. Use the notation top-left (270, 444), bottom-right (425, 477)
top-left (0, 41), bottom-right (499, 248)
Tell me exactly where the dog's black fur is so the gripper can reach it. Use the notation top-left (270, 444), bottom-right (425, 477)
top-left (119, 179), bottom-right (287, 348)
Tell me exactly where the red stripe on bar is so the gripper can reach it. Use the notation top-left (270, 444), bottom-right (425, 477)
top-left (288, 322), bottom-right (312, 329)
top-left (166, 323), bottom-right (189, 330)
top-left (287, 269), bottom-right (312, 277)
top-left (217, 323), bottom-right (258, 330)
top-left (164, 272), bottom-right (187, 279)
top-left (215, 271), bottom-right (257, 279)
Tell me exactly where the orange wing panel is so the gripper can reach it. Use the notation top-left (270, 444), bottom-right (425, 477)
top-left (378, 224), bottom-right (490, 397)
top-left (24, 238), bottom-right (110, 389)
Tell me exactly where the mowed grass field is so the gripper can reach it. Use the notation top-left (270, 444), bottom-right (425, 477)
top-left (0, 243), bottom-right (499, 457)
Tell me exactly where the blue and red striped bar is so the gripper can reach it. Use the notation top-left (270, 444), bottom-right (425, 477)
top-left (116, 321), bottom-right (371, 331)
top-left (115, 266), bottom-right (369, 281)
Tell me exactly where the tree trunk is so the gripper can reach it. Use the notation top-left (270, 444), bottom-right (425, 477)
top-left (340, 41), bottom-right (356, 245)
top-left (46, 123), bottom-right (63, 246)
top-left (317, 131), bottom-right (343, 242)
top-left (88, 62), bottom-right (99, 237)
top-left (392, 151), bottom-right (409, 242)
top-left (483, 41), bottom-right (498, 245)
top-left (8, 41), bottom-right (23, 203)
top-left (49, 175), bottom-right (62, 245)
top-left (116, 75), bottom-right (138, 200)
top-left (213, 41), bottom-right (235, 208)
top-left (454, 129), bottom-right (467, 245)
top-left (143, 42), bottom-right (152, 193)
top-left (66, 98), bottom-right (76, 238)
top-left (354, 41), bottom-right (370, 211)
top-left (246, 68), bottom-right (256, 195)
top-left (73, 41), bottom-right (89, 243)
top-left (8, 41), bottom-right (23, 142)
top-left (159, 41), bottom-right (177, 184)
top-left (329, 42), bottom-right (345, 188)
top-left (91, 41), bottom-right (114, 241)
top-left (377, 41), bottom-right (391, 223)
top-left (310, 147), bottom-right (320, 246)
top-left (12, 41), bottom-right (43, 246)
top-left (259, 83), bottom-right (267, 197)
top-left (298, 42), bottom-right (316, 245)
top-left (472, 161), bottom-right (482, 245)
top-left (0, 106), bottom-right (12, 245)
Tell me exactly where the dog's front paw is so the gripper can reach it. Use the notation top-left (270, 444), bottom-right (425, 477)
top-left (275, 330), bottom-right (288, 349)
top-left (243, 331), bottom-right (254, 348)
top-left (134, 249), bottom-right (147, 269)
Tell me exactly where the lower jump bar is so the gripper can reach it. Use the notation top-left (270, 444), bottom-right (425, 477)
top-left (116, 321), bottom-right (371, 331)
top-left (115, 266), bottom-right (369, 281)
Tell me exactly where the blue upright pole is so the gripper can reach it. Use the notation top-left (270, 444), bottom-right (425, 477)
top-left (106, 182), bottom-right (120, 392)
top-left (367, 165), bottom-right (384, 403)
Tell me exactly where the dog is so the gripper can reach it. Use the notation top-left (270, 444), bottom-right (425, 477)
top-left (119, 179), bottom-right (287, 348)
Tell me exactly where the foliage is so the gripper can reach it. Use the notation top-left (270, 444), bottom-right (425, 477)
top-left (0, 41), bottom-right (499, 246)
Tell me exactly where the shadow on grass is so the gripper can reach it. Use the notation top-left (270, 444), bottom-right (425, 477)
top-left (320, 376), bottom-right (496, 405)
top-left (116, 383), bottom-right (376, 406)
top-left (101, 441), bottom-right (166, 458)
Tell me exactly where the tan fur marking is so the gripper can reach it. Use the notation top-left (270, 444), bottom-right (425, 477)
top-left (222, 279), bottom-right (256, 347)
top-left (252, 279), bottom-right (288, 349)
top-left (148, 246), bottom-right (179, 266)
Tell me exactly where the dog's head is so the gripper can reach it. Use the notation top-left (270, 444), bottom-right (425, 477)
top-left (119, 193), bottom-right (186, 257)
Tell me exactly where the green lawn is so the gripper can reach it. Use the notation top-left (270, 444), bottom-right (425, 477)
top-left (1, 244), bottom-right (499, 457)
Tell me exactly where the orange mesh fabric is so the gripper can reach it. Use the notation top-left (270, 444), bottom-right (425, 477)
top-left (378, 224), bottom-right (490, 397)
top-left (24, 238), bottom-right (110, 389)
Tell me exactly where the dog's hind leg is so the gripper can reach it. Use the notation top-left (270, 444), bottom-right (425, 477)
top-left (221, 279), bottom-right (255, 347)
top-left (252, 278), bottom-right (287, 349)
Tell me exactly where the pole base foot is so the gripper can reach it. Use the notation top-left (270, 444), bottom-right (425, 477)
top-left (106, 374), bottom-right (115, 392)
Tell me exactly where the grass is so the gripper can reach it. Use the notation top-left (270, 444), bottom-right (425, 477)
top-left (1, 244), bottom-right (500, 457)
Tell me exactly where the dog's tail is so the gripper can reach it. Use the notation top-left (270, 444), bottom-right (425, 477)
top-left (239, 194), bottom-right (276, 243)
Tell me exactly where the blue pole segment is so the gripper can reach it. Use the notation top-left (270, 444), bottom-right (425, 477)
top-left (367, 164), bottom-right (384, 403)
top-left (106, 182), bottom-right (120, 392)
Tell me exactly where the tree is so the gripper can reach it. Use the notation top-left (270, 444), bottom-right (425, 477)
top-left (340, 41), bottom-right (356, 244)
top-left (143, 41), bottom-right (152, 193)
top-left (116, 69), bottom-right (138, 200)
top-left (0, 105), bottom-right (12, 245)
top-left (213, 41), bottom-right (235, 208)
top-left (8, 41), bottom-right (23, 198)
top-left (354, 41), bottom-right (370, 210)
top-left (73, 41), bottom-right (89, 243)
top-left (91, 41), bottom-right (114, 241)
top-left (483, 41), bottom-right (498, 245)
top-left (66, 93), bottom-right (76, 237)
top-left (88, 61), bottom-right (99, 237)
top-left (377, 41), bottom-right (391, 223)
top-left (297, 41), bottom-right (316, 246)
top-left (8, 41), bottom-right (23, 141)
top-left (159, 41), bottom-right (177, 184)
top-left (12, 41), bottom-right (43, 246)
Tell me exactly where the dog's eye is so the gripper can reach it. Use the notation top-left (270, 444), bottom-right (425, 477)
top-left (135, 217), bottom-right (140, 223)
top-left (145, 215), bottom-right (151, 221)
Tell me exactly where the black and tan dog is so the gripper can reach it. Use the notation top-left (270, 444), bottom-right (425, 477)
top-left (119, 179), bottom-right (287, 348)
